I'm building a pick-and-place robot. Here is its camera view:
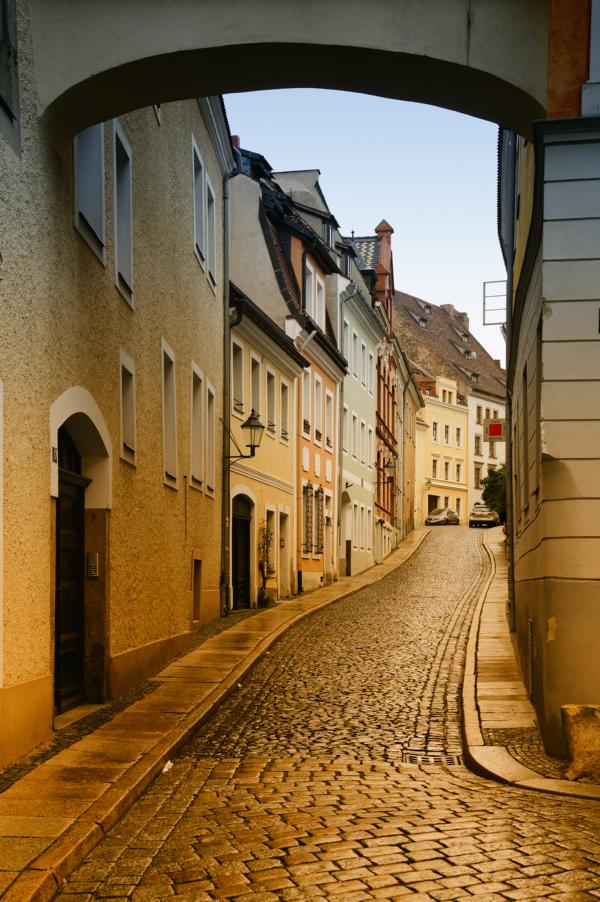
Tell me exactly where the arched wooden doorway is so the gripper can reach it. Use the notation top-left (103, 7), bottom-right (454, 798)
top-left (232, 494), bottom-right (253, 609)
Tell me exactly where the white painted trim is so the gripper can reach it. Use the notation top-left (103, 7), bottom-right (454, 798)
top-left (112, 118), bottom-right (134, 307)
top-left (279, 376), bottom-right (290, 445)
top-left (73, 122), bottom-right (106, 264)
top-left (119, 347), bottom-right (137, 467)
top-left (192, 134), bottom-right (206, 269)
top-left (265, 365), bottom-right (277, 437)
top-left (205, 172), bottom-right (217, 292)
top-left (49, 386), bottom-right (113, 508)
top-left (231, 336), bottom-right (245, 419)
top-left (313, 374), bottom-right (323, 446)
top-left (250, 351), bottom-right (262, 419)
top-left (161, 337), bottom-right (178, 488)
top-left (206, 378), bottom-right (216, 496)
top-left (190, 361), bottom-right (204, 491)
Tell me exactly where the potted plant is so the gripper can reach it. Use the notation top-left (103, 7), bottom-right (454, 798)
top-left (257, 519), bottom-right (274, 607)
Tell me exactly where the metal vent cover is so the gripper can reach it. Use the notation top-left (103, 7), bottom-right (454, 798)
top-left (401, 752), bottom-right (463, 766)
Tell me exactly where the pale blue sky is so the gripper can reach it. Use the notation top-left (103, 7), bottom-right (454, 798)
top-left (224, 89), bottom-right (507, 366)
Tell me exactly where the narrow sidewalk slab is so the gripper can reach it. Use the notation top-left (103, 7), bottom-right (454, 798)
top-left (462, 528), bottom-right (600, 803)
top-left (0, 527), bottom-right (429, 902)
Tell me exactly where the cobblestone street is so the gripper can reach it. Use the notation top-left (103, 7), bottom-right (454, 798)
top-left (58, 529), bottom-right (600, 900)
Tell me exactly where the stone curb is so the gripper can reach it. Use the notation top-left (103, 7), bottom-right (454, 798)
top-left (2, 528), bottom-right (430, 902)
top-left (461, 534), bottom-right (600, 804)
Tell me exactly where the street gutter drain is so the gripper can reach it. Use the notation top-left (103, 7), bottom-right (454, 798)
top-left (401, 752), bottom-right (463, 766)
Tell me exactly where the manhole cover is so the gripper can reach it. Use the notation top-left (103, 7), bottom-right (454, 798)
top-left (401, 752), bottom-right (463, 766)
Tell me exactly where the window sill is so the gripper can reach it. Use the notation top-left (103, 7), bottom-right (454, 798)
top-left (116, 274), bottom-right (134, 309)
top-left (120, 451), bottom-right (137, 468)
top-left (194, 245), bottom-right (206, 271)
top-left (189, 477), bottom-right (203, 493)
top-left (163, 474), bottom-right (178, 490)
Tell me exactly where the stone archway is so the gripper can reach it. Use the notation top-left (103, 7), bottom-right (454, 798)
top-left (50, 388), bottom-right (112, 711)
top-left (30, 1), bottom-right (548, 142)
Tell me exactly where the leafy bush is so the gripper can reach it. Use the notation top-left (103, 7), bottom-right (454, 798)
top-left (482, 464), bottom-right (507, 524)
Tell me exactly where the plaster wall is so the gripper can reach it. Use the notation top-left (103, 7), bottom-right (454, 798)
top-left (467, 393), bottom-right (506, 510)
top-left (0, 8), bottom-right (226, 762)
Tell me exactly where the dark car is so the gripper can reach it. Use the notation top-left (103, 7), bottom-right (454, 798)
top-left (425, 507), bottom-right (460, 526)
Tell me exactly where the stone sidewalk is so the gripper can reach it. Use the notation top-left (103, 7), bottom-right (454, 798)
top-left (0, 529), bottom-right (428, 902)
top-left (462, 527), bottom-right (600, 802)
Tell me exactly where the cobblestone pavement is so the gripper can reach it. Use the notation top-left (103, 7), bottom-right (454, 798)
top-left (59, 529), bottom-right (600, 900)
top-left (0, 610), bottom-right (259, 795)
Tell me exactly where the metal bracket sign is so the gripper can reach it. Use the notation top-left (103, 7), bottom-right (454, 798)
top-left (483, 418), bottom-right (506, 442)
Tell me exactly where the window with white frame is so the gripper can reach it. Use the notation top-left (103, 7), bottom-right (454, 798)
top-left (360, 420), bottom-right (366, 464)
top-left (352, 503), bottom-right (359, 549)
top-left (315, 277), bottom-right (325, 330)
top-left (456, 462), bottom-right (462, 482)
top-left (367, 508), bottom-right (373, 550)
top-left (325, 390), bottom-right (333, 450)
top-left (314, 376), bottom-right (323, 443)
top-left (302, 369), bottom-right (311, 433)
top-left (280, 381), bottom-right (289, 441)
top-left (192, 137), bottom-right (205, 263)
top-left (206, 177), bottom-right (216, 286)
top-left (266, 370), bottom-right (275, 433)
top-left (190, 364), bottom-right (203, 487)
top-left (113, 121), bottom-right (133, 303)
top-left (360, 505), bottom-right (366, 549)
top-left (342, 405), bottom-right (349, 452)
top-left (206, 383), bottom-right (215, 493)
top-left (456, 426), bottom-right (462, 447)
top-left (444, 424), bottom-right (450, 443)
top-left (119, 349), bottom-right (136, 466)
top-left (74, 124), bottom-right (105, 260)
top-left (251, 356), bottom-right (261, 415)
top-left (368, 352), bottom-right (374, 394)
top-left (432, 458), bottom-right (438, 478)
top-left (352, 412), bottom-right (358, 458)
top-left (304, 260), bottom-right (314, 316)
top-left (161, 340), bottom-right (177, 484)
top-left (444, 461), bottom-right (450, 480)
top-left (432, 421), bottom-right (439, 442)
top-left (352, 331), bottom-right (359, 378)
top-left (368, 426), bottom-right (374, 467)
top-left (342, 319), bottom-right (349, 361)
top-left (232, 341), bottom-right (243, 414)
top-left (361, 342), bottom-right (367, 387)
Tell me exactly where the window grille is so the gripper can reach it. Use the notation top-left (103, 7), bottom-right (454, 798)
top-left (302, 482), bottom-right (313, 554)
top-left (315, 486), bottom-right (324, 554)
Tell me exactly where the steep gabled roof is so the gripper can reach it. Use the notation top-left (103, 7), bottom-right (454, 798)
top-left (392, 291), bottom-right (506, 400)
top-left (350, 235), bottom-right (380, 270)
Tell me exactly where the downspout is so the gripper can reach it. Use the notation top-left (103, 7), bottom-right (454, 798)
top-left (220, 146), bottom-right (242, 617)
top-left (400, 377), bottom-right (409, 541)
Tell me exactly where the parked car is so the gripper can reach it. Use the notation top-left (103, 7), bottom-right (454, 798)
top-left (469, 503), bottom-right (499, 528)
top-left (425, 507), bottom-right (460, 526)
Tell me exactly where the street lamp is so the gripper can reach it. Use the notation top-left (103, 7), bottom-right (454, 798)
top-left (377, 459), bottom-right (396, 486)
top-left (224, 408), bottom-right (265, 466)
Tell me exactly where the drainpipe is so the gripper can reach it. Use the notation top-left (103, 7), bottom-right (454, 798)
top-left (220, 146), bottom-right (242, 617)
top-left (400, 376), bottom-right (409, 541)
top-left (503, 132), bottom-right (517, 632)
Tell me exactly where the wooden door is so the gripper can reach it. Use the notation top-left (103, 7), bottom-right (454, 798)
top-left (232, 516), bottom-right (250, 609)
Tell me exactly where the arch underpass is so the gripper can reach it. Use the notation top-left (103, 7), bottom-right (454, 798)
top-left (29, 0), bottom-right (548, 141)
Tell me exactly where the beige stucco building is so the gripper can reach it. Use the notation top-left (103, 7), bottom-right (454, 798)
top-left (0, 6), bottom-right (234, 765)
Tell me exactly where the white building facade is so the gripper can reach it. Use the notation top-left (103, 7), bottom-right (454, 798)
top-left (468, 391), bottom-right (506, 511)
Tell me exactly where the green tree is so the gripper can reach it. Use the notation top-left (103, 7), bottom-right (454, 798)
top-left (481, 464), bottom-right (507, 524)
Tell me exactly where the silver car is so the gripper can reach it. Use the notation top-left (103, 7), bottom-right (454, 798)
top-left (425, 507), bottom-right (460, 526)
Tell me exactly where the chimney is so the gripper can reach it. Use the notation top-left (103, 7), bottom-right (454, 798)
top-left (494, 358), bottom-right (501, 366)
top-left (456, 311), bottom-right (469, 331)
top-left (440, 303), bottom-right (455, 317)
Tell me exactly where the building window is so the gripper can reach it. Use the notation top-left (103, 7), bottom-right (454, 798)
top-left (352, 413), bottom-right (358, 458)
top-left (74, 124), bottom-right (105, 260)
top-left (475, 434), bottom-right (482, 456)
top-left (489, 440), bottom-right (496, 459)
top-left (442, 390), bottom-right (447, 403)
top-left (314, 376), bottom-right (323, 443)
top-left (444, 461), bottom-right (450, 480)
top-left (522, 366), bottom-right (529, 508)
top-left (342, 405), bottom-right (349, 452)
top-left (493, 409), bottom-right (498, 419)
top-left (302, 370), bottom-right (311, 434)
top-left (0, 0), bottom-right (18, 144)
top-left (190, 364), bottom-right (203, 487)
top-left (265, 508), bottom-right (276, 575)
top-left (476, 405), bottom-right (483, 425)
top-left (368, 426), bottom-right (374, 467)
top-left (206, 383), bottom-right (215, 493)
top-left (315, 486), bottom-right (324, 554)
top-left (444, 495), bottom-right (450, 508)
top-left (344, 253), bottom-right (353, 278)
top-left (280, 381), bottom-right (289, 441)
top-left (232, 341), bottom-right (243, 415)
top-left (251, 356), bottom-right (261, 415)
top-left (456, 427), bottom-right (461, 447)
top-left (315, 277), bottom-right (325, 329)
top-left (361, 342), bottom-right (367, 387)
top-left (367, 508), bottom-right (373, 550)
top-left (266, 370), bottom-right (276, 433)
top-left (360, 420), bottom-right (366, 464)
top-left (342, 319), bottom-right (349, 361)
top-left (192, 137), bottom-right (205, 264)
top-left (368, 352), bottom-right (374, 394)
top-left (304, 260), bottom-right (314, 315)
top-left (456, 498), bottom-right (461, 517)
top-left (474, 464), bottom-right (482, 490)
top-left (444, 424), bottom-right (450, 444)
top-left (325, 390), bottom-right (333, 450)
top-left (360, 505), bottom-right (366, 549)
top-left (113, 121), bottom-right (133, 304)
top-left (352, 331), bottom-right (359, 378)
top-left (432, 459), bottom-right (438, 478)
top-left (161, 339), bottom-right (177, 485)
top-left (485, 407), bottom-right (491, 420)
top-left (456, 463), bottom-right (461, 482)
top-left (302, 482), bottom-right (313, 554)
top-left (119, 349), bottom-right (136, 466)
top-left (432, 421), bottom-right (439, 442)
top-left (352, 503), bottom-right (359, 549)
top-left (206, 177), bottom-right (216, 286)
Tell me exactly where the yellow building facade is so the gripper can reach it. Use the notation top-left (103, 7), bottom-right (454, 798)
top-left (415, 376), bottom-right (469, 524)
top-left (229, 286), bottom-right (307, 607)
